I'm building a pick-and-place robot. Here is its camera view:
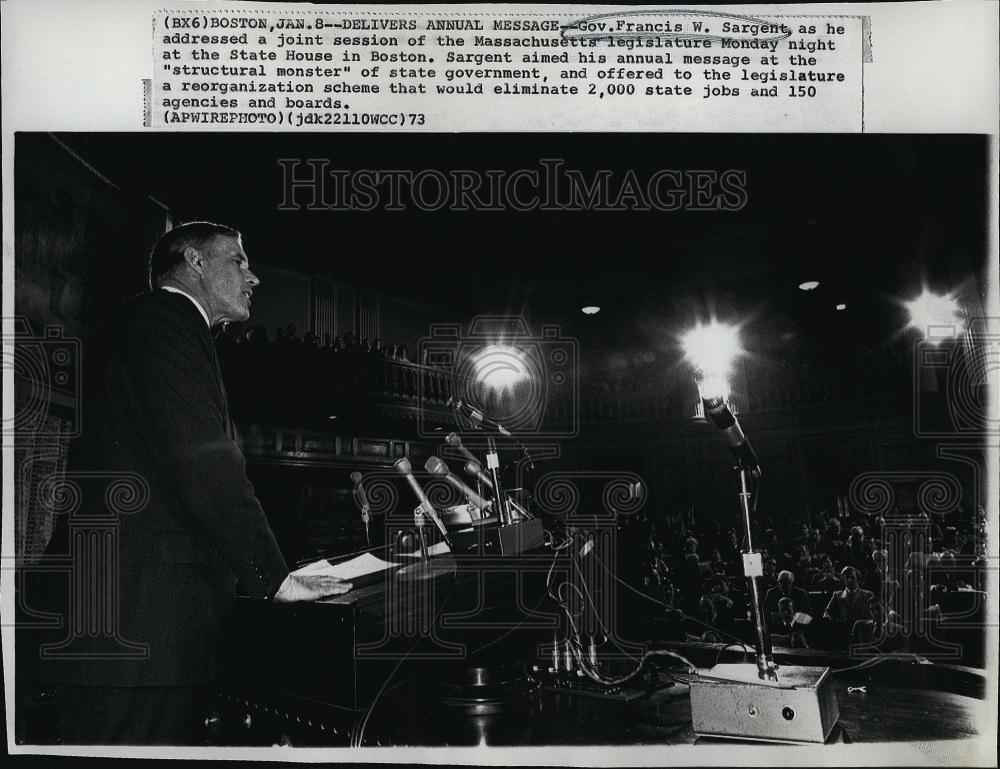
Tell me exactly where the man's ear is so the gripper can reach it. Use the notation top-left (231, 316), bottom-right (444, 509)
top-left (183, 245), bottom-right (204, 274)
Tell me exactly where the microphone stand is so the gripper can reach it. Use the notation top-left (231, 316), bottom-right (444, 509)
top-left (415, 507), bottom-right (430, 561)
top-left (397, 506), bottom-right (456, 582)
top-left (735, 463), bottom-right (778, 682)
top-left (358, 496), bottom-right (372, 549)
top-left (486, 435), bottom-right (511, 526)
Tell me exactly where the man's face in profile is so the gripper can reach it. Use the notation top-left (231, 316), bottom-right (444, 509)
top-left (201, 234), bottom-right (259, 324)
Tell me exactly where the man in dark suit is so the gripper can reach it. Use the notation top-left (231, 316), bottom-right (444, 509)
top-left (824, 565), bottom-right (874, 626)
top-left (763, 569), bottom-right (813, 620)
top-left (41, 222), bottom-right (350, 744)
top-left (771, 597), bottom-right (810, 649)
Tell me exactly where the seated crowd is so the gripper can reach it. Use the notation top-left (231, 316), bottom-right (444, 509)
top-left (618, 501), bottom-right (989, 664)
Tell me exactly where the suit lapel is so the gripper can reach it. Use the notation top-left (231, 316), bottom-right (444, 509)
top-left (207, 333), bottom-right (235, 440)
top-left (155, 290), bottom-right (235, 439)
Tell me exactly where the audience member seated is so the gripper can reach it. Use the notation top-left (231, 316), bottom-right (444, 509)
top-left (903, 535), bottom-right (931, 578)
top-left (706, 548), bottom-right (728, 576)
top-left (764, 569), bottom-right (813, 619)
top-left (865, 548), bottom-right (901, 609)
top-left (771, 597), bottom-right (810, 649)
top-left (681, 536), bottom-right (711, 579)
top-left (759, 557), bottom-right (778, 591)
top-left (930, 549), bottom-right (970, 593)
top-left (823, 566), bottom-right (874, 626)
top-left (817, 516), bottom-right (845, 560)
top-left (686, 596), bottom-right (725, 643)
top-left (705, 575), bottom-right (736, 625)
top-left (842, 525), bottom-right (870, 572)
top-left (851, 601), bottom-right (907, 651)
top-left (810, 555), bottom-right (845, 592)
top-left (719, 528), bottom-right (741, 563)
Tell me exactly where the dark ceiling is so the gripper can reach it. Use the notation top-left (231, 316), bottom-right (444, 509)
top-left (48, 132), bottom-right (989, 361)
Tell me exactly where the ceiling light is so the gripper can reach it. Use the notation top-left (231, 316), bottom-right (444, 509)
top-left (798, 281), bottom-right (820, 291)
top-left (581, 306), bottom-right (601, 315)
top-left (836, 303), bottom-right (847, 311)
top-left (903, 288), bottom-right (964, 344)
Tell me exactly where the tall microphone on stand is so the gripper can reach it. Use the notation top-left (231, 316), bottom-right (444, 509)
top-left (394, 457), bottom-right (453, 550)
top-left (701, 393), bottom-right (776, 682)
top-left (424, 456), bottom-right (490, 514)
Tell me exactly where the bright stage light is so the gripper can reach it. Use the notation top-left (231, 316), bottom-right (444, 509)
top-left (581, 305), bottom-right (601, 315)
top-left (680, 320), bottom-right (744, 400)
top-left (798, 280), bottom-right (820, 291)
top-left (470, 344), bottom-right (531, 395)
top-left (836, 303), bottom-right (847, 311)
top-left (903, 288), bottom-right (964, 344)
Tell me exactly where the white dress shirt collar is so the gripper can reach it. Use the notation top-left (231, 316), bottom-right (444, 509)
top-left (160, 285), bottom-right (211, 328)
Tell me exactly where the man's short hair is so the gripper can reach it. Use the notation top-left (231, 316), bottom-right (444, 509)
top-left (777, 570), bottom-right (794, 583)
top-left (148, 221), bottom-right (240, 288)
top-left (841, 565), bottom-right (858, 579)
top-left (777, 597), bottom-right (794, 609)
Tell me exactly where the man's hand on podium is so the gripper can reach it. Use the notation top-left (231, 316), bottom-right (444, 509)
top-left (273, 573), bottom-right (353, 603)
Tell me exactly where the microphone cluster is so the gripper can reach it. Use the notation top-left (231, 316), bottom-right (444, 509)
top-left (424, 455), bottom-right (490, 512)
top-left (350, 419), bottom-right (537, 558)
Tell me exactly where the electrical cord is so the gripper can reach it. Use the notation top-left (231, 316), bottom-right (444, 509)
top-left (568, 548), bottom-right (642, 663)
top-left (546, 535), bottom-right (697, 687)
top-left (829, 652), bottom-right (927, 675)
top-left (349, 576), bottom-right (459, 747)
top-left (714, 641), bottom-right (752, 667)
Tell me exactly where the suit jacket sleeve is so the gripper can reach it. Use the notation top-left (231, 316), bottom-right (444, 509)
top-left (118, 307), bottom-right (289, 598)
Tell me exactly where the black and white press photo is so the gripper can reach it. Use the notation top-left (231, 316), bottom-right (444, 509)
top-left (7, 131), bottom-right (995, 760)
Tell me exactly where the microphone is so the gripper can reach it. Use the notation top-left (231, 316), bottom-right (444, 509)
top-left (351, 470), bottom-right (372, 547)
top-left (702, 396), bottom-right (761, 477)
top-left (447, 397), bottom-right (511, 436)
top-left (463, 460), bottom-right (494, 491)
top-left (394, 457), bottom-right (452, 545)
top-left (424, 456), bottom-right (490, 511)
top-left (350, 471), bottom-right (370, 514)
top-left (445, 432), bottom-right (481, 467)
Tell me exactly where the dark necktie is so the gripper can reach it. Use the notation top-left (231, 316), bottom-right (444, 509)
top-left (208, 333), bottom-right (234, 439)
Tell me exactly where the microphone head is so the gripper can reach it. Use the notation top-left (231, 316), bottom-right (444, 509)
top-left (394, 457), bottom-right (412, 474)
top-left (445, 432), bottom-right (463, 447)
top-left (464, 460), bottom-right (482, 475)
top-left (424, 456), bottom-right (449, 476)
top-left (350, 471), bottom-right (363, 485)
top-left (702, 397), bottom-right (737, 431)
